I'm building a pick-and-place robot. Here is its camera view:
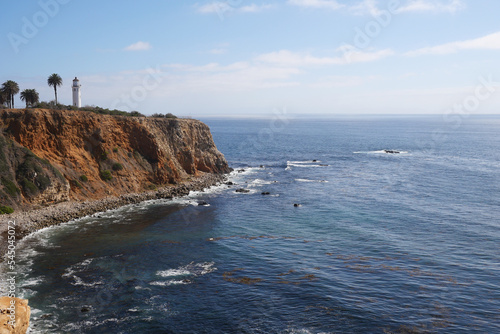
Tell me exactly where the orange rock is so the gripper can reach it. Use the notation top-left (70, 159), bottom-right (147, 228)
top-left (0, 296), bottom-right (30, 334)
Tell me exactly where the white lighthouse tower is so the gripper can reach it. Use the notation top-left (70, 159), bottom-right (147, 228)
top-left (72, 77), bottom-right (81, 108)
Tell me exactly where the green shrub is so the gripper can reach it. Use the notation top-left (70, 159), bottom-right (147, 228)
top-left (0, 206), bottom-right (14, 214)
top-left (79, 175), bottom-right (88, 182)
top-left (101, 151), bottom-right (108, 161)
top-left (113, 147), bottom-right (119, 153)
top-left (1, 178), bottom-right (20, 196)
top-left (100, 170), bottom-right (112, 181)
top-left (20, 178), bottom-right (38, 196)
top-left (71, 180), bottom-right (82, 189)
top-left (150, 112), bottom-right (177, 119)
top-left (112, 163), bottom-right (123, 171)
top-left (35, 174), bottom-right (51, 190)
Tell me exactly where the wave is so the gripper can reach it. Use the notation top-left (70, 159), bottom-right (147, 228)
top-left (295, 179), bottom-right (329, 183)
top-left (156, 268), bottom-right (191, 278)
top-left (152, 262), bottom-right (217, 286)
top-left (149, 280), bottom-right (190, 286)
top-left (353, 149), bottom-right (409, 154)
top-left (248, 178), bottom-right (275, 187)
top-left (286, 161), bottom-right (329, 170)
top-left (287, 160), bottom-right (321, 164)
top-left (62, 258), bottom-right (104, 287)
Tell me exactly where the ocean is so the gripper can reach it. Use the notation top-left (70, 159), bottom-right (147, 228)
top-left (3, 116), bottom-right (500, 333)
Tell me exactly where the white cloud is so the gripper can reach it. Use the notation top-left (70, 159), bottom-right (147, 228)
top-left (287, 0), bottom-right (344, 10)
top-left (288, 0), bottom-right (465, 15)
top-left (240, 4), bottom-right (274, 12)
top-left (196, 2), bottom-right (231, 14)
top-left (124, 41), bottom-right (152, 51)
top-left (256, 48), bottom-right (394, 66)
top-left (396, 0), bottom-right (465, 14)
top-left (406, 31), bottom-right (500, 56)
top-left (349, 0), bottom-right (383, 16)
top-left (196, 2), bottom-right (273, 14)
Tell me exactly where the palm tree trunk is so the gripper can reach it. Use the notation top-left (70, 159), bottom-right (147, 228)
top-left (11, 95), bottom-right (14, 109)
top-left (54, 86), bottom-right (58, 105)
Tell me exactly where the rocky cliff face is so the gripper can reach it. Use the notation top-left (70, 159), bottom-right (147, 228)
top-left (0, 109), bottom-right (230, 210)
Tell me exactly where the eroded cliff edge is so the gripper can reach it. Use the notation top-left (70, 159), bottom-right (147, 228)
top-left (0, 108), bottom-right (230, 211)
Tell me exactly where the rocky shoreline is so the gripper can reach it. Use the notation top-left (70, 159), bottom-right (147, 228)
top-left (0, 173), bottom-right (227, 261)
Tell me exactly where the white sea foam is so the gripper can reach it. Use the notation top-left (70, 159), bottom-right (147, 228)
top-left (19, 276), bottom-right (44, 288)
top-left (354, 150), bottom-right (409, 154)
top-left (150, 280), bottom-right (190, 286)
top-left (295, 179), bottom-right (329, 183)
top-left (248, 178), bottom-right (274, 186)
top-left (62, 258), bottom-right (104, 286)
top-left (288, 160), bottom-right (321, 164)
top-left (287, 163), bottom-right (326, 168)
top-left (156, 269), bottom-right (191, 278)
top-left (152, 262), bottom-right (216, 286)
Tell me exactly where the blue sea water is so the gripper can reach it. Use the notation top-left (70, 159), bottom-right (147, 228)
top-left (3, 116), bottom-right (500, 333)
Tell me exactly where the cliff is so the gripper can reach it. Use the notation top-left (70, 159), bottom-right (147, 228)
top-left (0, 109), bottom-right (230, 211)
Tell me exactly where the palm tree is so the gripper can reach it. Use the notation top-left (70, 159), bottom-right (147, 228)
top-left (47, 73), bottom-right (63, 105)
top-left (1, 80), bottom-right (20, 108)
top-left (20, 89), bottom-right (40, 108)
top-left (0, 90), bottom-right (6, 107)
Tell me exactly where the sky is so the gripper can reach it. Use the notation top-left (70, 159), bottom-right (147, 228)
top-left (2, 0), bottom-right (500, 117)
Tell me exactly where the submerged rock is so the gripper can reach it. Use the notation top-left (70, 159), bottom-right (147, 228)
top-left (293, 203), bottom-right (302, 207)
top-left (235, 188), bottom-right (250, 193)
top-left (261, 192), bottom-right (270, 195)
top-left (384, 150), bottom-right (400, 154)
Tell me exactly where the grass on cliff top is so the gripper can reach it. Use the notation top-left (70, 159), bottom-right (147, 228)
top-left (32, 101), bottom-right (178, 119)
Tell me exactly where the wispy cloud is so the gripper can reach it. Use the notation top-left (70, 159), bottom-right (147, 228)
top-left (406, 31), bottom-right (500, 56)
top-left (288, 0), bottom-right (465, 15)
top-left (255, 48), bottom-right (394, 66)
top-left (287, 0), bottom-right (344, 10)
top-left (349, 0), bottom-right (384, 16)
top-left (396, 0), bottom-right (465, 14)
top-left (124, 41), bottom-right (152, 51)
top-left (196, 2), bottom-right (274, 14)
top-left (239, 3), bottom-right (274, 12)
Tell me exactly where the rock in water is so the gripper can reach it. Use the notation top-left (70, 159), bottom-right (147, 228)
top-left (0, 296), bottom-right (30, 334)
top-left (235, 188), bottom-right (250, 193)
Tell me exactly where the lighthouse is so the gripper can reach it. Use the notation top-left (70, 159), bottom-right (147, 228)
top-left (72, 77), bottom-right (81, 108)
